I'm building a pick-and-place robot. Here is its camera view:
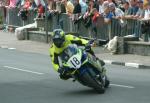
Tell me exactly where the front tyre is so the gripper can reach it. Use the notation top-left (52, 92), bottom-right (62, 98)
top-left (104, 76), bottom-right (110, 88)
top-left (79, 70), bottom-right (105, 94)
top-left (94, 75), bottom-right (105, 94)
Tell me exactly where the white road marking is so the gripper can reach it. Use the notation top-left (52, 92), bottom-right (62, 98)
top-left (104, 60), bottom-right (112, 64)
top-left (110, 83), bottom-right (135, 89)
top-left (8, 48), bottom-right (16, 50)
top-left (3, 66), bottom-right (44, 75)
top-left (125, 63), bottom-right (140, 68)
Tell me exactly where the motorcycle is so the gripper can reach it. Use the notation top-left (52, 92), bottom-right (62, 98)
top-left (58, 43), bottom-right (110, 93)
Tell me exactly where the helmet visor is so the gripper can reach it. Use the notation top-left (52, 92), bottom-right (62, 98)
top-left (53, 38), bottom-right (65, 48)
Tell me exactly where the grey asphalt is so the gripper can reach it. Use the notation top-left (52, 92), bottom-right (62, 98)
top-left (0, 31), bottom-right (150, 69)
top-left (0, 48), bottom-right (150, 103)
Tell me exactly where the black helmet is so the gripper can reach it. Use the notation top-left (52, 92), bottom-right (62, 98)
top-left (52, 29), bottom-right (65, 48)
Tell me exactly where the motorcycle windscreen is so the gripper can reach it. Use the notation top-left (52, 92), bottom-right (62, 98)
top-left (60, 44), bottom-right (78, 63)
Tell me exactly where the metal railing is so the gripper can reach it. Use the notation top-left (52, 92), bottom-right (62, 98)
top-left (0, 7), bottom-right (37, 27)
top-left (0, 7), bottom-right (149, 42)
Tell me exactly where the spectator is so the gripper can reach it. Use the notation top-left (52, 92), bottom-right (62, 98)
top-left (55, 0), bottom-right (61, 12)
top-left (93, 0), bottom-right (100, 11)
top-left (114, 0), bottom-right (124, 8)
top-left (91, 8), bottom-right (100, 37)
top-left (62, 0), bottom-right (74, 15)
top-left (109, 2), bottom-right (124, 19)
top-left (8, 0), bottom-right (17, 8)
top-left (107, 0), bottom-right (117, 6)
top-left (82, 3), bottom-right (92, 28)
top-left (18, 0), bottom-right (40, 20)
top-left (102, 0), bottom-right (109, 11)
top-left (91, 8), bottom-right (100, 23)
top-left (83, 2), bottom-right (91, 19)
top-left (30, 0), bottom-right (37, 10)
top-left (142, 0), bottom-right (150, 40)
top-left (133, 0), bottom-right (144, 19)
top-left (122, 1), bottom-right (134, 19)
top-left (129, 0), bottom-right (139, 15)
top-left (37, 4), bottom-right (45, 18)
top-left (0, 0), bottom-right (9, 7)
top-left (60, 1), bottom-right (66, 13)
top-left (117, 0), bottom-right (126, 12)
top-left (79, 0), bottom-right (88, 14)
top-left (143, 0), bottom-right (149, 6)
top-left (34, 0), bottom-right (45, 6)
top-left (143, 0), bottom-right (150, 19)
top-left (47, 0), bottom-right (57, 19)
top-left (102, 1), bottom-right (113, 23)
top-left (98, 0), bottom-right (104, 14)
top-left (107, 0), bottom-right (114, 3)
top-left (16, 0), bottom-right (22, 8)
top-left (33, 0), bottom-right (45, 18)
top-left (23, 0), bottom-right (31, 10)
top-left (47, 0), bottom-right (56, 11)
top-left (73, 0), bottom-right (81, 14)
top-left (88, 0), bottom-right (94, 12)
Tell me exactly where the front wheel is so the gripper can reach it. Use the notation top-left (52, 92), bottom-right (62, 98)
top-left (94, 75), bottom-right (105, 93)
top-left (104, 76), bottom-right (110, 88)
top-left (77, 71), bottom-right (105, 93)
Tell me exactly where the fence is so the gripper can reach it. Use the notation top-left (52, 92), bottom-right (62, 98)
top-left (0, 7), bottom-right (37, 27)
top-left (57, 15), bottom-right (142, 40)
top-left (0, 7), bottom-right (149, 42)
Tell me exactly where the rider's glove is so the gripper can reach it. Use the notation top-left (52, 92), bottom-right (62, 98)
top-left (58, 67), bottom-right (65, 74)
top-left (58, 68), bottom-right (70, 80)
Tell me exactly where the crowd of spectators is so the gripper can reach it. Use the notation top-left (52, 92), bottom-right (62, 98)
top-left (0, 0), bottom-right (150, 38)
top-left (1, 0), bottom-right (150, 20)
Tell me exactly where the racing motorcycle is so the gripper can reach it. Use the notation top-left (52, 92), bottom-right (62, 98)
top-left (58, 44), bottom-right (110, 93)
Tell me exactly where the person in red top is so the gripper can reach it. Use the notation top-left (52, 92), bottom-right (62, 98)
top-left (37, 4), bottom-right (45, 18)
top-left (91, 8), bottom-right (100, 23)
top-left (36, 0), bottom-right (45, 18)
top-left (23, 0), bottom-right (31, 10)
top-left (91, 8), bottom-right (100, 38)
top-left (8, 0), bottom-right (17, 8)
top-left (18, 0), bottom-right (32, 20)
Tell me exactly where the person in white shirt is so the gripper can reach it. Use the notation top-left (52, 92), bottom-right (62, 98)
top-left (143, 2), bottom-right (150, 19)
top-left (98, 0), bottom-right (104, 14)
top-left (109, 2), bottom-right (124, 18)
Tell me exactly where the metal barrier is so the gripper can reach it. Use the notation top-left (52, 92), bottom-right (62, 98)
top-left (58, 15), bottom-right (110, 40)
top-left (58, 16), bottom-right (142, 40)
top-left (110, 18), bottom-right (141, 38)
top-left (1, 8), bottom-right (149, 41)
top-left (3, 8), bottom-right (37, 27)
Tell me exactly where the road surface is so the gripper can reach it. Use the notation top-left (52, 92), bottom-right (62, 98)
top-left (0, 48), bottom-right (150, 103)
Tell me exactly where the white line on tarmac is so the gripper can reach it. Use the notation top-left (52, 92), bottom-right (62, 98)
top-left (3, 66), bottom-right (44, 75)
top-left (8, 48), bottom-right (16, 50)
top-left (110, 83), bottom-right (135, 89)
top-left (125, 63), bottom-right (140, 68)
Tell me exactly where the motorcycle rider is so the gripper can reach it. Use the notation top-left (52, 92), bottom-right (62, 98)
top-left (49, 29), bottom-right (106, 80)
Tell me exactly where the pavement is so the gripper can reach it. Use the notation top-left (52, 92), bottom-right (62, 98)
top-left (0, 31), bottom-right (150, 69)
